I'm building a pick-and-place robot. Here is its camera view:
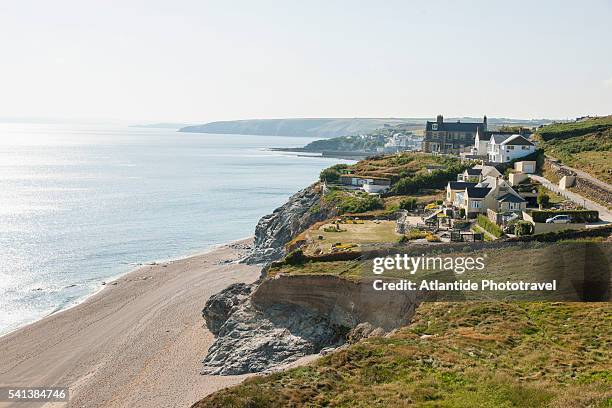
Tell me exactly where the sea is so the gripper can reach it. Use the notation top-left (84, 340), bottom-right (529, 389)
top-left (0, 123), bottom-right (351, 335)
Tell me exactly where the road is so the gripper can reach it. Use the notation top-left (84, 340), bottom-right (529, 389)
top-left (528, 174), bottom-right (612, 223)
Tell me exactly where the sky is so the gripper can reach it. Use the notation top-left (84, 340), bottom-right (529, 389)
top-left (0, 0), bottom-right (611, 123)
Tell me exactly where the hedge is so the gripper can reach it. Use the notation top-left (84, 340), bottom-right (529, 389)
top-left (530, 210), bottom-right (599, 223)
top-left (476, 214), bottom-right (503, 238)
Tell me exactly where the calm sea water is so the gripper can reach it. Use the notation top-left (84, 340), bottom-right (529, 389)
top-left (0, 124), bottom-right (349, 335)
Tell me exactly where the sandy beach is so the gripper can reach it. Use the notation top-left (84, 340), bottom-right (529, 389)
top-left (0, 239), bottom-right (261, 408)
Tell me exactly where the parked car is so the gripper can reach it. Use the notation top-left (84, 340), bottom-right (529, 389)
top-left (545, 215), bottom-right (571, 224)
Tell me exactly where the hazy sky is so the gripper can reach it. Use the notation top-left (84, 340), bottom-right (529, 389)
top-left (1, 0), bottom-right (611, 123)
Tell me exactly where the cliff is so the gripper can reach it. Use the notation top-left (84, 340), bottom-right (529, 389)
top-left (244, 183), bottom-right (335, 265)
top-left (200, 274), bottom-right (419, 375)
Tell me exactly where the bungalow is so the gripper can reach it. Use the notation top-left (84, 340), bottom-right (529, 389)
top-left (488, 134), bottom-right (536, 163)
top-left (338, 175), bottom-right (391, 193)
top-left (446, 181), bottom-right (477, 204)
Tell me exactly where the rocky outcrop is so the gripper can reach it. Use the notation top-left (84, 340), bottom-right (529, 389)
top-left (201, 274), bottom-right (419, 375)
top-left (243, 184), bottom-right (335, 264)
top-left (201, 283), bottom-right (254, 335)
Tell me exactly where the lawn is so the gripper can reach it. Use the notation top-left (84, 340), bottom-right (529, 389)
top-left (303, 220), bottom-right (401, 255)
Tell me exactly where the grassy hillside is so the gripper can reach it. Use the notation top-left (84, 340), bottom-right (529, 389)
top-left (179, 118), bottom-right (411, 138)
top-left (194, 302), bottom-right (611, 408)
top-left (534, 116), bottom-right (612, 183)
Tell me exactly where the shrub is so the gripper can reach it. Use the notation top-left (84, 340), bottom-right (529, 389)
top-left (391, 164), bottom-right (470, 195)
top-left (320, 167), bottom-right (341, 183)
top-left (399, 197), bottom-right (417, 211)
top-left (514, 221), bottom-right (534, 236)
top-left (284, 249), bottom-right (307, 265)
top-left (477, 215), bottom-right (503, 238)
top-left (458, 208), bottom-right (466, 219)
top-left (406, 229), bottom-right (429, 240)
top-left (324, 190), bottom-right (384, 214)
top-left (537, 191), bottom-right (550, 209)
top-left (425, 233), bottom-right (441, 242)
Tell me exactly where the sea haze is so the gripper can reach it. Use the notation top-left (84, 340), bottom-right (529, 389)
top-left (0, 124), bottom-right (351, 335)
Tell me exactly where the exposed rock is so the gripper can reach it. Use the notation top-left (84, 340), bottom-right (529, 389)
top-left (243, 184), bottom-right (336, 265)
top-left (201, 274), bottom-right (419, 375)
top-left (201, 301), bottom-right (344, 375)
top-left (202, 283), bottom-right (254, 336)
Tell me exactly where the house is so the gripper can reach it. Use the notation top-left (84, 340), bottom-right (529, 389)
top-left (383, 133), bottom-right (423, 153)
top-left (488, 134), bottom-right (536, 163)
top-left (471, 129), bottom-right (516, 156)
top-left (456, 187), bottom-right (491, 217)
top-left (453, 176), bottom-right (527, 217)
top-left (446, 181), bottom-right (478, 204)
top-left (477, 176), bottom-right (527, 213)
top-left (338, 175), bottom-right (391, 193)
top-left (457, 165), bottom-right (502, 182)
top-left (457, 168), bottom-right (483, 182)
top-left (514, 160), bottom-right (536, 174)
top-left (423, 114), bottom-right (486, 154)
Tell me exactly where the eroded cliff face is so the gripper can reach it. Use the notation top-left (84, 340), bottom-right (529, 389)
top-left (201, 274), bottom-right (419, 375)
top-left (243, 183), bottom-right (335, 265)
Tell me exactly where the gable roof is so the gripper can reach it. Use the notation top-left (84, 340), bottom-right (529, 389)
top-left (477, 129), bottom-right (515, 141)
top-left (448, 181), bottom-right (477, 190)
top-left (465, 168), bottom-right (482, 176)
top-left (490, 133), bottom-right (514, 144)
top-left (426, 120), bottom-right (484, 133)
top-left (502, 134), bottom-right (535, 146)
top-left (465, 187), bottom-right (491, 199)
top-left (497, 192), bottom-right (526, 203)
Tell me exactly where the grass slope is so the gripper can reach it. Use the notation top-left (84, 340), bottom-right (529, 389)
top-left (535, 116), bottom-right (612, 184)
top-left (193, 302), bottom-right (611, 408)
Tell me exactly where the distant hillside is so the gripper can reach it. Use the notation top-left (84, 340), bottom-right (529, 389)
top-left (179, 118), bottom-right (411, 138)
top-left (179, 117), bottom-right (556, 139)
top-left (534, 116), bottom-right (612, 183)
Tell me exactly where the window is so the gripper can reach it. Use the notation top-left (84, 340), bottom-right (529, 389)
top-left (471, 201), bottom-right (481, 209)
top-left (506, 156), bottom-right (510, 161)
top-left (522, 145), bottom-right (530, 150)
top-left (432, 124), bottom-right (438, 130)
top-left (507, 145), bottom-right (514, 150)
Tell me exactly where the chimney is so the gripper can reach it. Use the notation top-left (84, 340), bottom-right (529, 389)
top-left (483, 115), bottom-right (488, 130)
top-left (436, 114), bottom-right (443, 125)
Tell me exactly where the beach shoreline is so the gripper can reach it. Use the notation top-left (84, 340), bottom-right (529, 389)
top-left (0, 238), bottom-right (261, 408)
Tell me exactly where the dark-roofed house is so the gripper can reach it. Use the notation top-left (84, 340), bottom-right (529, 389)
top-left (456, 186), bottom-right (491, 217)
top-left (457, 168), bottom-right (483, 182)
top-left (446, 181), bottom-right (477, 204)
top-left (488, 134), bottom-right (535, 163)
top-left (423, 114), bottom-right (486, 154)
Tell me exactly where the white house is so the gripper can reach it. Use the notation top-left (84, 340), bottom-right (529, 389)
top-left (488, 134), bottom-right (535, 163)
top-left (471, 129), bottom-right (515, 156)
top-left (457, 165), bottom-right (502, 182)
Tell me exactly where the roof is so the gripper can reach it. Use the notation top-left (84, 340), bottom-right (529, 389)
top-left (448, 181), bottom-right (477, 190)
top-left (465, 168), bottom-right (482, 176)
top-left (426, 120), bottom-right (484, 133)
top-left (477, 129), bottom-right (515, 141)
top-left (497, 193), bottom-right (526, 203)
top-left (503, 134), bottom-right (535, 146)
top-left (490, 133), bottom-right (514, 144)
top-left (465, 187), bottom-right (491, 199)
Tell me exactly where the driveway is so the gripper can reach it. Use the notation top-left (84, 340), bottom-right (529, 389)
top-left (528, 174), bottom-right (612, 223)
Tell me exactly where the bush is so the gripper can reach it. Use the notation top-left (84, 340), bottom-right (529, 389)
top-left (530, 210), bottom-right (599, 223)
top-left (399, 197), bottom-right (417, 211)
top-left (391, 164), bottom-right (470, 195)
top-left (477, 215), bottom-right (503, 238)
top-left (537, 191), bottom-right (550, 209)
top-left (425, 233), bottom-right (441, 242)
top-left (458, 208), bottom-right (466, 219)
top-left (514, 221), bottom-right (534, 236)
top-left (284, 249), bottom-right (307, 265)
top-left (406, 229), bottom-right (429, 240)
top-left (324, 190), bottom-right (384, 214)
